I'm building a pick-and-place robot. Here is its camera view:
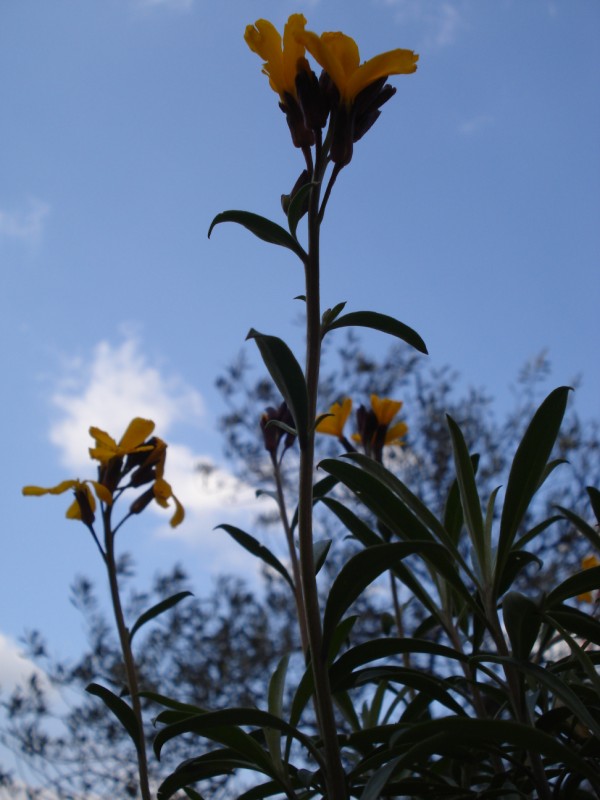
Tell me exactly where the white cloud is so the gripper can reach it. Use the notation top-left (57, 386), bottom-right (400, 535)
top-left (0, 198), bottom-right (50, 244)
top-left (50, 337), bottom-right (204, 471)
top-left (48, 336), bottom-right (257, 552)
top-left (382, 0), bottom-right (464, 48)
top-left (457, 113), bottom-right (494, 136)
top-left (136, 0), bottom-right (193, 10)
top-left (0, 633), bottom-right (49, 696)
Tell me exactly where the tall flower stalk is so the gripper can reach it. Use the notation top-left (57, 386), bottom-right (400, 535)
top-left (208, 16), bottom-right (419, 799)
top-left (23, 419), bottom-right (186, 800)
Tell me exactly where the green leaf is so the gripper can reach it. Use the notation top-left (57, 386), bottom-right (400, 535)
top-left (495, 386), bottom-right (571, 595)
top-left (502, 591), bottom-right (541, 660)
top-left (158, 749), bottom-right (252, 799)
top-left (473, 654), bottom-right (600, 741)
top-left (346, 666), bottom-right (468, 717)
top-left (154, 707), bottom-right (324, 772)
top-left (544, 604), bottom-right (600, 646)
top-left (321, 301), bottom-right (347, 330)
top-left (287, 182), bottom-right (316, 239)
top-left (217, 525), bottom-right (294, 590)
top-left (343, 454), bottom-right (472, 572)
top-left (545, 565), bottom-right (600, 607)
top-left (319, 459), bottom-right (482, 620)
top-left (208, 210), bottom-right (307, 262)
top-left (446, 416), bottom-right (488, 581)
top-left (496, 550), bottom-right (542, 596)
top-left (360, 757), bottom-right (400, 800)
top-left (557, 504), bottom-right (600, 552)
top-left (330, 638), bottom-right (466, 692)
top-left (86, 682), bottom-right (140, 749)
top-left (246, 330), bottom-right (308, 449)
top-left (129, 591), bottom-right (193, 644)
top-left (325, 310), bottom-right (427, 354)
top-left (183, 788), bottom-right (206, 800)
top-left (265, 656), bottom-right (289, 770)
top-left (313, 539), bottom-right (331, 574)
top-left (322, 542), bottom-right (448, 655)
top-left (588, 486), bottom-right (600, 525)
top-left (386, 716), bottom-right (600, 788)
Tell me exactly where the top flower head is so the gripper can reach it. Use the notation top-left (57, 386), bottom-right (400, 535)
top-left (245, 15), bottom-right (418, 164)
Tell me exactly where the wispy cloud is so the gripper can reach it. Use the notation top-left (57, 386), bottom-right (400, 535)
top-left (382, 0), bottom-right (464, 48)
top-left (0, 632), bottom-right (50, 695)
top-left (48, 336), bottom-right (256, 548)
top-left (136, 0), bottom-right (194, 11)
top-left (0, 198), bottom-right (50, 244)
top-left (457, 113), bottom-right (494, 136)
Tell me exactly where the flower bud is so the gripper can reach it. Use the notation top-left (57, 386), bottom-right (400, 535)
top-left (74, 487), bottom-right (95, 526)
top-left (129, 487), bottom-right (155, 516)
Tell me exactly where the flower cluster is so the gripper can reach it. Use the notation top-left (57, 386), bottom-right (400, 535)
top-left (261, 402), bottom-right (297, 460)
top-left (245, 14), bottom-right (418, 167)
top-left (23, 418), bottom-right (184, 528)
top-left (317, 394), bottom-right (407, 461)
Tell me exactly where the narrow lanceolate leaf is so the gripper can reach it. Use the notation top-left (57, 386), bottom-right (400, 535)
top-left (265, 656), bottom-right (289, 769)
top-left (556, 505), bottom-right (600, 552)
top-left (360, 757), bottom-right (401, 800)
top-left (217, 525), bottom-right (294, 590)
top-left (544, 565), bottom-right (600, 607)
top-left (588, 486), bottom-right (600, 525)
top-left (287, 182), bottom-right (316, 239)
top-left (246, 330), bottom-right (309, 449)
top-left (446, 416), bottom-right (488, 582)
top-left (322, 542), bottom-right (447, 655)
top-left (129, 591), bottom-right (193, 644)
top-left (158, 749), bottom-right (253, 799)
top-left (325, 310), bottom-right (427, 354)
top-left (208, 210), bottom-right (307, 262)
top-left (154, 707), bottom-right (324, 770)
top-left (502, 591), bottom-right (541, 661)
top-left (495, 386), bottom-right (571, 595)
top-left (386, 717), bottom-right (600, 788)
top-left (86, 683), bottom-right (140, 749)
top-left (330, 638), bottom-right (466, 691)
top-left (472, 655), bottom-right (600, 741)
top-left (318, 461), bottom-right (482, 620)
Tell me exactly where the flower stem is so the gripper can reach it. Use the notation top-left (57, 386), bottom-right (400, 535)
top-left (271, 453), bottom-right (309, 656)
top-left (103, 509), bottom-right (152, 800)
top-left (296, 169), bottom-right (347, 800)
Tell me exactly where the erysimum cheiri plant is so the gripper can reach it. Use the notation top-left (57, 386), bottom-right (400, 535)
top-left (21, 12), bottom-right (600, 800)
top-left (151, 13), bottom-right (600, 800)
top-left (23, 419), bottom-right (187, 800)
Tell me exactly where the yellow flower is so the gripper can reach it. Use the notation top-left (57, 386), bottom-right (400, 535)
top-left (316, 398), bottom-right (353, 438)
top-left (149, 437), bottom-right (185, 528)
top-left (22, 479), bottom-right (112, 523)
top-left (245, 14), bottom-right (308, 99)
top-left (370, 394), bottom-right (403, 427)
top-left (296, 28), bottom-right (418, 104)
top-left (153, 477), bottom-right (185, 528)
top-left (353, 394), bottom-right (408, 457)
top-left (577, 554), bottom-right (600, 603)
top-left (89, 418), bottom-right (155, 464)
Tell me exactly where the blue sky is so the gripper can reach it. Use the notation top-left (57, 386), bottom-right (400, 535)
top-left (1, 0), bottom-right (599, 775)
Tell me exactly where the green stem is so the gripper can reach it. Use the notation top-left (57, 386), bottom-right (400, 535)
top-left (296, 169), bottom-right (347, 800)
top-left (486, 598), bottom-right (551, 800)
top-left (271, 454), bottom-right (309, 656)
top-left (103, 509), bottom-right (152, 800)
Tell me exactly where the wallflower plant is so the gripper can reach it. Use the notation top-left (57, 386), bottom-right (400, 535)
top-left (23, 419), bottom-right (185, 800)
top-left (21, 12), bottom-right (600, 800)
